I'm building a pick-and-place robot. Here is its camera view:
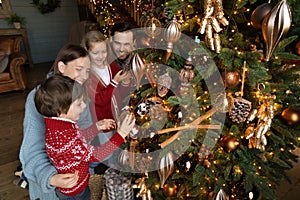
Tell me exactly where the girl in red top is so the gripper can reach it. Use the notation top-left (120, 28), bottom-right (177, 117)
top-left (34, 75), bottom-right (135, 199)
top-left (82, 31), bottom-right (131, 126)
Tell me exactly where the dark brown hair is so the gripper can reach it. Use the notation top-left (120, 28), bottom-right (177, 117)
top-left (50, 44), bottom-right (89, 75)
top-left (35, 75), bottom-right (84, 117)
top-left (110, 21), bottom-right (134, 37)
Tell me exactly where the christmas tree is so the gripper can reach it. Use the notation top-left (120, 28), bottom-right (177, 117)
top-left (86, 0), bottom-right (121, 35)
top-left (92, 0), bottom-right (300, 199)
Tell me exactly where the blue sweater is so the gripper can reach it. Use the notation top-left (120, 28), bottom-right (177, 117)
top-left (19, 88), bottom-right (93, 200)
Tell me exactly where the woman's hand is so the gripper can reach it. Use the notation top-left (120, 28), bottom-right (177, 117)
top-left (96, 119), bottom-right (116, 130)
top-left (117, 113), bottom-right (136, 138)
top-left (50, 171), bottom-right (79, 188)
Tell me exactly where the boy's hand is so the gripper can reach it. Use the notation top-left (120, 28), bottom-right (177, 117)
top-left (96, 119), bottom-right (116, 130)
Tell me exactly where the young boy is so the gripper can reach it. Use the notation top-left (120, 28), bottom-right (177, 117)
top-left (34, 75), bottom-right (135, 199)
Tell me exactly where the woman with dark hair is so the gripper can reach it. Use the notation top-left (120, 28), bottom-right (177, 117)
top-left (19, 44), bottom-right (118, 199)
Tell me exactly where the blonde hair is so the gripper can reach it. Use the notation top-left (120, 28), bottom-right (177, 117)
top-left (81, 30), bottom-right (107, 51)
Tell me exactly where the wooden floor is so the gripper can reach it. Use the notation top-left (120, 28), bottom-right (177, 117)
top-left (0, 62), bottom-right (300, 200)
top-left (0, 62), bottom-right (51, 200)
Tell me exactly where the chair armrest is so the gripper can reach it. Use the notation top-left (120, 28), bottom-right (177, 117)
top-left (10, 52), bottom-right (26, 60)
top-left (8, 52), bottom-right (26, 81)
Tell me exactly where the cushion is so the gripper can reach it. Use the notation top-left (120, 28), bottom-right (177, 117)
top-left (0, 55), bottom-right (9, 73)
top-left (0, 72), bottom-right (10, 81)
top-left (0, 38), bottom-right (15, 55)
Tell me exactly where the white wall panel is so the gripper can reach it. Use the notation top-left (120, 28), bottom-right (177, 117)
top-left (0, 0), bottom-right (80, 64)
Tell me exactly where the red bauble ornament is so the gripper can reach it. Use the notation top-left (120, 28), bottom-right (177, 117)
top-left (250, 3), bottom-right (272, 29)
top-left (281, 108), bottom-right (300, 125)
top-left (296, 41), bottom-right (300, 55)
top-left (223, 71), bottom-right (240, 88)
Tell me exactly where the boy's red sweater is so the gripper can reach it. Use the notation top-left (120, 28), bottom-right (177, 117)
top-left (44, 117), bottom-right (124, 196)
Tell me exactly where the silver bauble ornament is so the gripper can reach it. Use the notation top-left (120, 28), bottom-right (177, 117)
top-left (158, 152), bottom-right (174, 188)
top-left (132, 53), bottom-right (146, 90)
top-left (164, 17), bottom-right (181, 61)
top-left (262, 0), bottom-right (292, 61)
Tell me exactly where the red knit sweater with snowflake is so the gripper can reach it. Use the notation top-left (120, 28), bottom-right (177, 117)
top-left (44, 117), bottom-right (124, 196)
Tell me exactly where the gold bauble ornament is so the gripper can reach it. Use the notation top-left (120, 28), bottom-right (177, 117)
top-left (250, 3), bottom-right (272, 29)
top-left (203, 159), bottom-right (211, 169)
top-left (296, 41), bottom-right (300, 55)
top-left (223, 70), bottom-right (240, 88)
top-left (208, 191), bottom-right (214, 199)
top-left (162, 183), bottom-right (178, 197)
top-left (281, 108), bottom-right (300, 125)
top-left (144, 17), bottom-right (162, 38)
top-left (220, 135), bottom-right (239, 152)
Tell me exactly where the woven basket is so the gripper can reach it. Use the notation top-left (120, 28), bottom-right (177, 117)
top-left (89, 174), bottom-right (106, 200)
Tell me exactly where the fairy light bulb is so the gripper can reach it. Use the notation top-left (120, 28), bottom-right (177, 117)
top-left (186, 161), bottom-right (191, 170)
top-left (249, 192), bottom-right (254, 199)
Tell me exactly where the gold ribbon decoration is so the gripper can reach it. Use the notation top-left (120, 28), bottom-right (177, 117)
top-left (198, 0), bottom-right (229, 53)
top-left (132, 175), bottom-right (153, 200)
top-left (245, 84), bottom-right (276, 151)
top-left (262, 0), bottom-right (292, 61)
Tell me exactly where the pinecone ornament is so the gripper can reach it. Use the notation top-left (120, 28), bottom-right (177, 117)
top-left (229, 61), bottom-right (251, 123)
top-left (229, 97), bottom-right (252, 123)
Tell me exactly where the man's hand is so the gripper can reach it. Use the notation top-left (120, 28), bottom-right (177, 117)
top-left (113, 70), bottom-right (131, 84)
